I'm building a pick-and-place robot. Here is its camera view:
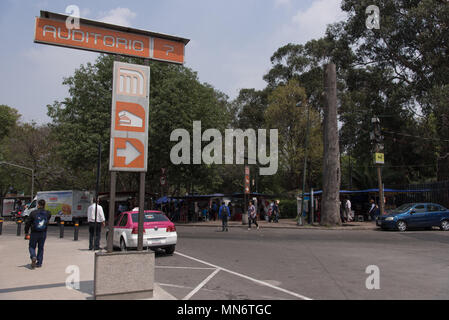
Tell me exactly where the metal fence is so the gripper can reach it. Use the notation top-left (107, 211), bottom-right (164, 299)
top-left (389, 181), bottom-right (449, 208)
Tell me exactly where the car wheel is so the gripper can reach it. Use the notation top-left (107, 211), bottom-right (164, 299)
top-left (165, 245), bottom-right (175, 255)
top-left (440, 220), bottom-right (449, 231)
top-left (120, 238), bottom-right (127, 251)
top-left (397, 220), bottom-right (407, 232)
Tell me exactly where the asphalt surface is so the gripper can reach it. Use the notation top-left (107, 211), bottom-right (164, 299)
top-left (3, 221), bottom-right (449, 300)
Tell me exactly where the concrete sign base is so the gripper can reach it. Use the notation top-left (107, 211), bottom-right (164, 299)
top-left (94, 250), bottom-right (155, 300)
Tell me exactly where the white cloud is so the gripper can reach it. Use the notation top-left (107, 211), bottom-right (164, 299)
top-left (97, 7), bottom-right (136, 27)
top-left (209, 0), bottom-right (347, 98)
top-left (287, 0), bottom-right (346, 43)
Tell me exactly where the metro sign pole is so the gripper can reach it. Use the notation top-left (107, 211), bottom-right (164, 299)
top-left (109, 61), bottom-right (150, 251)
top-left (244, 166), bottom-right (250, 225)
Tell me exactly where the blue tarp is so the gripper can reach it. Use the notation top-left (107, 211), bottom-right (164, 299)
top-left (304, 188), bottom-right (432, 196)
top-left (155, 196), bottom-right (172, 204)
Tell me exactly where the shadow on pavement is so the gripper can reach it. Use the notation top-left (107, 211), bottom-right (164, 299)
top-left (0, 280), bottom-right (94, 296)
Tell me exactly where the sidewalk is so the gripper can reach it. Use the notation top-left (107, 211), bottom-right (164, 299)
top-left (0, 231), bottom-right (176, 300)
top-left (177, 218), bottom-right (377, 230)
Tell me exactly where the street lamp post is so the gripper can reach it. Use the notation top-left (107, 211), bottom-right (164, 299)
top-left (296, 100), bottom-right (311, 226)
top-left (0, 162), bottom-right (34, 199)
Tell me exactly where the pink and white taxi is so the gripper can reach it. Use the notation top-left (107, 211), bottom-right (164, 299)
top-left (109, 210), bottom-right (177, 254)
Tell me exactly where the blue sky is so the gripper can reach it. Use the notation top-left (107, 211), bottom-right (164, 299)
top-left (0, 0), bottom-right (346, 123)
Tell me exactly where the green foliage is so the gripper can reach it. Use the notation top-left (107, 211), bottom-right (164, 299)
top-left (265, 79), bottom-right (323, 191)
top-left (47, 54), bottom-right (230, 194)
top-left (278, 199), bottom-right (297, 218)
top-left (336, 0), bottom-right (449, 181)
top-left (0, 105), bottom-right (20, 146)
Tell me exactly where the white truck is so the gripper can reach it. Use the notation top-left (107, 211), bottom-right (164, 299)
top-left (24, 190), bottom-right (94, 224)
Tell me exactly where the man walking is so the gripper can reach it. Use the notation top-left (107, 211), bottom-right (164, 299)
top-left (248, 200), bottom-right (259, 230)
top-left (218, 201), bottom-right (230, 232)
top-left (87, 199), bottom-right (105, 250)
top-left (24, 199), bottom-right (51, 269)
top-left (273, 200), bottom-right (280, 223)
top-left (368, 199), bottom-right (376, 221)
top-left (345, 198), bottom-right (353, 222)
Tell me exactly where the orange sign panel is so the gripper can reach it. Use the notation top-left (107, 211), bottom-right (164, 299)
top-left (116, 65), bottom-right (148, 97)
top-left (34, 17), bottom-right (150, 58)
top-left (113, 138), bottom-right (145, 169)
top-left (115, 102), bottom-right (146, 133)
top-left (153, 38), bottom-right (185, 64)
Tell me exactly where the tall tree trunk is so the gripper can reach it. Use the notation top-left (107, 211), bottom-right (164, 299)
top-left (321, 63), bottom-right (341, 226)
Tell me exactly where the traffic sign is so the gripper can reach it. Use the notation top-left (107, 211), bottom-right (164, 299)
top-left (110, 62), bottom-right (150, 172)
top-left (374, 153), bottom-right (385, 165)
top-left (244, 165), bottom-right (250, 194)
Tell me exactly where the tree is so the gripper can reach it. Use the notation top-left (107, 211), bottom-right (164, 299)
top-left (0, 105), bottom-right (21, 196)
top-left (0, 122), bottom-right (74, 196)
top-left (264, 79), bottom-right (323, 192)
top-left (0, 105), bottom-right (20, 142)
top-left (337, 0), bottom-right (449, 180)
top-left (48, 54), bottom-right (231, 195)
top-left (321, 64), bottom-right (341, 226)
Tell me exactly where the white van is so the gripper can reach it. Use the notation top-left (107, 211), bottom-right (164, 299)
top-left (24, 190), bottom-right (94, 224)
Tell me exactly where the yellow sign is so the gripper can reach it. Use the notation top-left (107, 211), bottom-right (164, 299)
top-left (374, 153), bottom-right (385, 165)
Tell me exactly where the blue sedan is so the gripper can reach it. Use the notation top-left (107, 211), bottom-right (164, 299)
top-left (376, 203), bottom-right (449, 232)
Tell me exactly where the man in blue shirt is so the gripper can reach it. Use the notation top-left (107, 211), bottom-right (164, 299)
top-left (24, 199), bottom-right (52, 269)
top-left (218, 202), bottom-right (230, 232)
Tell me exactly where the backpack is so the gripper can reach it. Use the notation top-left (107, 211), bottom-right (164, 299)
top-left (34, 210), bottom-right (48, 232)
top-left (220, 205), bottom-right (229, 217)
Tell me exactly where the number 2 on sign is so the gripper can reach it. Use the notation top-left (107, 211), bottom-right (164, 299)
top-left (164, 45), bottom-right (174, 56)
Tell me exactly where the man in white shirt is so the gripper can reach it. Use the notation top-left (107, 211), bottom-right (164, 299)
top-left (87, 199), bottom-right (105, 251)
top-left (345, 198), bottom-right (353, 222)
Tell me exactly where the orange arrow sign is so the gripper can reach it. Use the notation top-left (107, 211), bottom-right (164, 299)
top-left (113, 138), bottom-right (145, 169)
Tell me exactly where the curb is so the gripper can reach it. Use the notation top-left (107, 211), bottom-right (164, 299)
top-left (175, 222), bottom-right (377, 231)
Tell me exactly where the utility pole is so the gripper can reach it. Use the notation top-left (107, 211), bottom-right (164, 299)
top-left (371, 117), bottom-right (385, 215)
top-left (295, 99), bottom-right (311, 225)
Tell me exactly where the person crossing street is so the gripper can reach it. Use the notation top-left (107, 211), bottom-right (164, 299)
top-left (248, 200), bottom-right (259, 230)
top-left (218, 202), bottom-right (230, 232)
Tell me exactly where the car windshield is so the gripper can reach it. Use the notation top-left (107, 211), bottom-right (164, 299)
top-left (391, 203), bottom-right (414, 213)
top-left (131, 212), bottom-right (169, 223)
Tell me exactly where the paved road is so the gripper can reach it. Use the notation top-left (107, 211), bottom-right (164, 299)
top-left (3, 221), bottom-right (449, 300)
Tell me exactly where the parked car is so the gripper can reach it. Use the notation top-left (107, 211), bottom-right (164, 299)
top-left (376, 203), bottom-right (449, 231)
top-left (107, 210), bottom-right (177, 254)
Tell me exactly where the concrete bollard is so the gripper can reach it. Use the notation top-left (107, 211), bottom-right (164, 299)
top-left (59, 221), bottom-right (64, 238)
top-left (16, 219), bottom-right (23, 236)
top-left (74, 221), bottom-right (79, 241)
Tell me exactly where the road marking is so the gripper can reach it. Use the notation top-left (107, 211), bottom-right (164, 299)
top-left (175, 251), bottom-right (313, 300)
top-left (182, 268), bottom-right (220, 300)
top-left (157, 283), bottom-right (194, 289)
top-left (156, 266), bottom-right (216, 270)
